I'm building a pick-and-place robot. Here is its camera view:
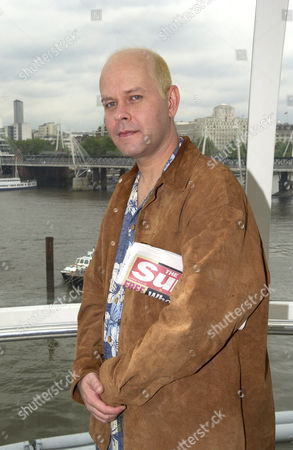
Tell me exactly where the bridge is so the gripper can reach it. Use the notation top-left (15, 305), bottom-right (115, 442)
top-left (1, 152), bottom-right (292, 193)
top-left (17, 155), bottom-right (136, 169)
top-left (2, 153), bottom-right (293, 172)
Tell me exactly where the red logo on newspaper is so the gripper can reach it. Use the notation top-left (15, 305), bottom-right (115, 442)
top-left (125, 257), bottom-right (182, 297)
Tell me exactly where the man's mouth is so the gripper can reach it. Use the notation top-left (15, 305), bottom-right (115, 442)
top-left (118, 130), bottom-right (139, 138)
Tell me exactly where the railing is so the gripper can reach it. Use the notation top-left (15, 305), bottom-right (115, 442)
top-left (0, 302), bottom-right (292, 342)
top-left (0, 302), bottom-right (292, 446)
top-left (1, 155), bottom-right (293, 170)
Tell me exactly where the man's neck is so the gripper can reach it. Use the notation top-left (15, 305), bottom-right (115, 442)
top-left (136, 133), bottom-right (180, 188)
top-left (136, 132), bottom-right (180, 207)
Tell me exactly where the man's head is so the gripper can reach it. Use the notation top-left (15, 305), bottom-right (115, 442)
top-left (99, 48), bottom-right (180, 159)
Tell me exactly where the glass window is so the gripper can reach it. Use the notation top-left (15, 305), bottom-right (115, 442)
top-left (0, 0), bottom-right (292, 447)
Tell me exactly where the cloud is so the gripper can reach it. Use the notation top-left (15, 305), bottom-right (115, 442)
top-left (0, 0), bottom-right (292, 132)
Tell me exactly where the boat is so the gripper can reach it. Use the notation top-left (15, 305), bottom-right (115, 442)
top-left (0, 177), bottom-right (37, 191)
top-left (61, 249), bottom-right (94, 286)
top-left (0, 152), bottom-right (37, 190)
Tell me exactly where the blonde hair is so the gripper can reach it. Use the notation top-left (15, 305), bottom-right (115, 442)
top-left (104, 47), bottom-right (172, 98)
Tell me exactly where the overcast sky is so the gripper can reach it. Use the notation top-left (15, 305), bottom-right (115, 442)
top-left (0, 0), bottom-right (292, 132)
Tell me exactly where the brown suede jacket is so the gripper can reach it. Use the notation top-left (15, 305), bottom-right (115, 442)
top-left (71, 137), bottom-right (275, 449)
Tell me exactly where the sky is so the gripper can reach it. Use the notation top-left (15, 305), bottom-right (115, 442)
top-left (0, 0), bottom-right (292, 132)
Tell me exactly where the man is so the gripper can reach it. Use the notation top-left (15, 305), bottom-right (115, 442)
top-left (71, 48), bottom-right (275, 449)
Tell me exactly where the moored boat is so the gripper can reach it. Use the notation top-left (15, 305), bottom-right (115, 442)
top-left (61, 249), bottom-right (94, 286)
top-left (0, 177), bottom-right (37, 191)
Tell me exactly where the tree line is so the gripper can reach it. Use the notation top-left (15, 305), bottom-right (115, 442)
top-left (8, 135), bottom-right (293, 158)
top-left (11, 136), bottom-right (120, 156)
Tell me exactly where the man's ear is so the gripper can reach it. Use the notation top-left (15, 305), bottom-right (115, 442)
top-left (167, 85), bottom-right (180, 118)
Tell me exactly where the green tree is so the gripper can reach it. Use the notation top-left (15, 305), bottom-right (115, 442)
top-left (222, 140), bottom-right (247, 158)
top-left (193, 137), bottom-right (217, 156)
top-left (81, 136), bottom-right (120, 156)
top-left (275, 140), bottom-right (293, 157)
top-left (14, 139), bottom-right (55, 155)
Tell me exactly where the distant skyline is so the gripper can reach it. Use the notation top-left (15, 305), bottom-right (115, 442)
top-left (0, 0), bottom-right (292, 132)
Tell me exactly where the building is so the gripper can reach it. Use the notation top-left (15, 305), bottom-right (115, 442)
top-left (38, 122), bottom-right (57, 138)
top-left (275, 123), bottom-right (293, 143)
top-left (3, 100), bottom-right (32, 141)
top-left (176, 104), bottom-right (248, 150)
top-left (14, 100), bottom-right (24, 124)
top-left (5, 123), bottom-right (32, 141)
top-left (0, 119), bottom-right (11, 153)
top-left (96, 124), bottom-right (109, 137)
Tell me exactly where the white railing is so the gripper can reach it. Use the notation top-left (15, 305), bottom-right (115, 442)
top-left (0, 302), bottom-right (292, 342)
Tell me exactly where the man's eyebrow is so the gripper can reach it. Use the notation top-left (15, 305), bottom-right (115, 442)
top-left (101, 96), bottom-right (114, 104)
top-left (101, 87), bottom-right (146, 104)
top-left (124, 87), bottom-right (146, 94)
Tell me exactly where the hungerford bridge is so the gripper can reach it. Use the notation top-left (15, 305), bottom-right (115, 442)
top-left (1, 134), bottom-right (292, 193)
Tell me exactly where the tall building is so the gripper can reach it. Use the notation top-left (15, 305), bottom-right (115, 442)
top-left (14, 99), bottom-right (24, 124)
top-left (4, 100), bottom-right (32, 141)
top-left (176, 104), bottom-right (248, 150)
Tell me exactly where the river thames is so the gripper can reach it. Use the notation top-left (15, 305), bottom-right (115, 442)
top-left (0, 179), bottom-right (292, 448)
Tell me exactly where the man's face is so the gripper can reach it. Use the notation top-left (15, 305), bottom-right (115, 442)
top-left (99, 53), bottom-right (173, 159)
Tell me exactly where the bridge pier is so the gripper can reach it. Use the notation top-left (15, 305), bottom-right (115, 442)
top-left (101, 168), bottom-right (107, 191)
top-left (274, 171), bottom-right (293, 197)
top-left (92, 168), bottom-right (100, 190)
top-left (72, 176), bottom-right (91, 191)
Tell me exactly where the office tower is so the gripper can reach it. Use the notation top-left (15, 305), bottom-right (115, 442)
top-left (14, 99), bottom-right (24, 124)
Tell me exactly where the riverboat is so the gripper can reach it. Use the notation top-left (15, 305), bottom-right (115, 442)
top-left (0, 177), bottom-right (37, 191)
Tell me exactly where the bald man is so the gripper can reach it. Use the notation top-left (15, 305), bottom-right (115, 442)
top-left (71, 48), bottom-right (275, 450)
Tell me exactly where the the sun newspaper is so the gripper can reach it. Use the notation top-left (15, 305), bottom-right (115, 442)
top-left (116, 243), bottom-right (183, 303)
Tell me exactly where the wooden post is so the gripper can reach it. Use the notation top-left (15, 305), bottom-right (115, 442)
top-left (46, 237), bottom-right (54, 301)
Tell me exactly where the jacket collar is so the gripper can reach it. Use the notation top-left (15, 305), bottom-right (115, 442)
top-left (118, 136), bottom-right (201, 192)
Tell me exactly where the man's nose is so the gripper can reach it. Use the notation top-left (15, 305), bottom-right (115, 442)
top-left (114, 102), bottom-right (131, 121)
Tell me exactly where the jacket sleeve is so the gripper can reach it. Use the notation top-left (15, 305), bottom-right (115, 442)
top-left (98, 193), bottom-right (270, 407)
top-left (70, 220), bottom-right (107, 405)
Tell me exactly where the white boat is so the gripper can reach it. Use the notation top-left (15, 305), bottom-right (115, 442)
top-left (0, 177), bottom-right (37, 191)
top-left (0, 151), bottom-right (37, 190)
top-left (61, 249), bottom-right (95, 286)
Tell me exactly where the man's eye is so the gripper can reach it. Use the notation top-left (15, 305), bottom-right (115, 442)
top-left (131, 95), bottom-right (142, 101)
top-left (105, 101), bottom-right (116, 108)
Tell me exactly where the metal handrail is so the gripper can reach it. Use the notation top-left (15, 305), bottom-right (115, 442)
top-left (0, 324), bottom-right (77, 342)
top-left (0, 319), bottom-right (293, 342)
top-left (268, 319), bottom-right (293, 335)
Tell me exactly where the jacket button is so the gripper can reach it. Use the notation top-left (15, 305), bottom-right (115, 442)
top-left (193, 264), bottom-right (200, 272)
top-left (110, 241), bottom-right (116, 246)
top-left (142, 220), bottom-right (150, 229)
top-left (113, 208), bottom-right (118, 213)
top-left (118, 178), bottom-right (123, 183)
top-left (237, 220), bottom-right (245, 230)
top-left (96, 434), bottom-right (105, 444)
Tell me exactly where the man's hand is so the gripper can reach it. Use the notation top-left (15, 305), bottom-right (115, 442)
top-left (78, 372), bottom-right (126, 423)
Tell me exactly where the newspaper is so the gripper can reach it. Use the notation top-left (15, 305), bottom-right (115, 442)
top-left (116, 242), bottom-right (183, 303)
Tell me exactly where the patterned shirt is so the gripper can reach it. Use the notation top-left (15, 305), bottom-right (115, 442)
top-left (101, 138), bottom-right (183, 450)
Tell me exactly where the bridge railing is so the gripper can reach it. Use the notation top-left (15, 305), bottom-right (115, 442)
top-left (2, 154), bottom-right (293, 169)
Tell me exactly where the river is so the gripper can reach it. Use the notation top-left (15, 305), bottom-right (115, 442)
top-left (0, 177), bottom-right (292, 448)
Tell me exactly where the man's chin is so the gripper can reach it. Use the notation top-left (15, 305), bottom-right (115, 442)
top-left (114, 140), bottom-right (148, 159)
